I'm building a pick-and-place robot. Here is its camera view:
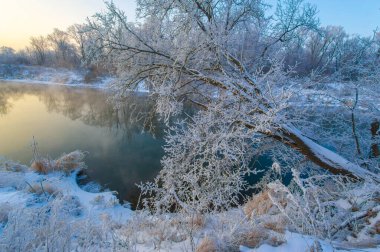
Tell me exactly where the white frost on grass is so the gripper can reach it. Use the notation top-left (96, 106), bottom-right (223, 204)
top-left (0, 152), bottom-right (143, 251)
top-left (0, 155), bottom-right (134, 251)
top-left (0, 188), bottom-right (28, 207)
top-left (0, 169), bottom-right (132, 222)
top-left (0, 155), bottom-right (379, 251)
top-left (242, 231), bottom-right (379, 252)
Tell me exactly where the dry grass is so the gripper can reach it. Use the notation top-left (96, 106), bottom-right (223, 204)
top-left (189, 214), bottom-right (205, 230)
top-left (244, 189), bottom-right (288, 219)
top-left (31, 160), bottom-right (51, 174)
top-left (244, 191), bottom-right (273, 218)
top-left (263, 221), bottom-right (286, 234)
top-left (238, 229), bottom-right (269, 248)
top-left (266, 235), bottom-right (286, 247)
top-left (90, 195), bottom-right (105, 205)
top-left (168, 232), bottom-right (187, 243)
top-left (148, 228), bottom-right (169, 244)
top-left (263, 216), bottom-right (288, 234)
top-left (196, 237), bottom-right (217, 252)
top-left (30, 151), bottom-right (86, 174)
top-left (369, 221), bottom-right (380, 235)
top-left (27, 183), bottom-right (59, 196)
top-left (54, 151), bottom-right (86, 173)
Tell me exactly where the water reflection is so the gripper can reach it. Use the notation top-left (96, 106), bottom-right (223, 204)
top-left (0, 81), bottom-right (165, 206)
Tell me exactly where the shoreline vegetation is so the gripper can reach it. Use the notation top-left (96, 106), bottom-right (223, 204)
top-left (0, 150), bottom-right (379, 251)
top-left (0, 64), bottom-right (112, 88)
top-left (1, 0), bottom-right (379, 250)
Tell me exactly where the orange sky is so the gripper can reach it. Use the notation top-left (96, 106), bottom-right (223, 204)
top-left (0, 0), bottom-right (136, 50)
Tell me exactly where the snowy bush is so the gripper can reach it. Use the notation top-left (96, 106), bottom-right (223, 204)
top-left (266, 170), bottom-right (380, 243)
top-left (139, 102), bottom-right (260, 214)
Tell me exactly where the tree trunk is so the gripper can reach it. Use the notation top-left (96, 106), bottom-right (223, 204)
top-left (270, 124), bottom-right (380, 182)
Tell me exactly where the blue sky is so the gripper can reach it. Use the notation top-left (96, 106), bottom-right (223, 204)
top-left (0, 0), bottom-right (378, 49)
top-left (306, 0), bottom-right (379, 36)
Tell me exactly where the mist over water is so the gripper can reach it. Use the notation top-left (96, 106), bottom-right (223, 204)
top-left (0, 82), bottom-right (275, 207)
top-left (0, 82), bottom-right (165, 206)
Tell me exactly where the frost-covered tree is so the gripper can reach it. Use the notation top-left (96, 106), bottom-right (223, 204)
top-left (47, 28), bottom-right (80, 68)
top-left (29, 36), bottom-right (49, 65)
top-left (86, 0), bottom-right (378, 180)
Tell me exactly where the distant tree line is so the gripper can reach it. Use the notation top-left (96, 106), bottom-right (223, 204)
top-left (0, 5), bottom-right (379, 82)
top-left (1, 28), bottom-right (76, 68)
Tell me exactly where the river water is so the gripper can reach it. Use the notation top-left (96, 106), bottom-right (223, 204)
top-left (0, 81), bottom-right (274, 208)
top-left (0, 82), bottom-right (165, 206)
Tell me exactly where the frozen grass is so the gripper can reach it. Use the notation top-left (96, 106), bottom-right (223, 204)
top-left (0, 151), bottom-right (133, 251)
top-left (243, 191), bottom-right (275, 218)
top-left (0, 152), bottom-right (379, 251)
top-left (30, 150), bottom-right (87, 174)
top-left (195, 237), bottom-right (217, 252)
top-left (26, 182), bottom-right (60, 196)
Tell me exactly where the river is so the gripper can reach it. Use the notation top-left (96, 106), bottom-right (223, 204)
top-left (0, 81), bottom-right (165, 206)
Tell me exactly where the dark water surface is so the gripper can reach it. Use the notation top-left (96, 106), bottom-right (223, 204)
top-left (0, 82), bottom-right (165, 206)
top-left (0, 82), bottom-right (276, 208)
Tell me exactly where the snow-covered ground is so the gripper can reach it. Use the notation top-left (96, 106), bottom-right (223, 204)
top-left (0, 64), bottom-right (152, 93)
top-left (0, 152), bottom-right (134, 251)
top-left (0, 154), bottom-right (378, 251)
top-left (0, 64), bottom-right (112, 89)
top-left (242, 231), bottom-right (380, 252)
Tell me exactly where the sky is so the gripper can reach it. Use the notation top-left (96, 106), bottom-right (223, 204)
top-left (0, 0), bottom-right (136, 50)
top-left (0, 0), bottom-right (379, 50)
top-left (306, 0), bottom-right (379, 36)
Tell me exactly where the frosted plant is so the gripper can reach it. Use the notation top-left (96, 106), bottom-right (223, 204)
top-left (0, 194), bottom-right (131, 251)
top-left (78, 1), bottom-right (380, 248)
top-left (139, 100), bottom-right (260, 214)
top-left (267, 169), bottom-right (380, 242)
top-left (84, 0), bottom-right (380, 183)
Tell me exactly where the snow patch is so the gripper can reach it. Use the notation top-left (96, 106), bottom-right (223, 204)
top-left (241, 231), bottom-right (379, 252)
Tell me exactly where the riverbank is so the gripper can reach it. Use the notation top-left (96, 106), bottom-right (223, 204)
top-left (0, 153), bottom-right (379, 251)
top-left (0, 64), bottom-right (112, 89)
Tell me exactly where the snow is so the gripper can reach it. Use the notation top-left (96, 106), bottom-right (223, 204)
top-left (0, 64), bottom-right (112, 89)
top-left (241, 231), bottom-right (379, 252)
top-left (46, 171), bottom-right (132, 222)
top-left (0, 168), bottom-right (132, 226)
top-left (336, 199), bottom-right (352, 210)
top-left (0, 150), bottom-right (379, 250)
top-left (0, 188), bottom-right (28, 207)
top-left (0, 65), bottom-right (152, 93)
top-left (284, 124), bottom-right (380, 182)
top-left (1, 78), bottom-right (111, 89)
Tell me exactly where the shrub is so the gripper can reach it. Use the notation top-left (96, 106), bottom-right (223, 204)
top-left (196, 237), bottom-right (218, 252)
top-left (31, 150), bottom-right (87, 174)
